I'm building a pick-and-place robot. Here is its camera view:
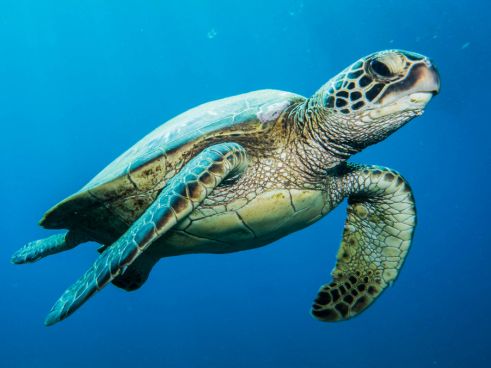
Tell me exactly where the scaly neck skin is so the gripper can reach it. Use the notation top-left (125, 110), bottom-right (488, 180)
top-left (287, 97), bottom-right (363, 180)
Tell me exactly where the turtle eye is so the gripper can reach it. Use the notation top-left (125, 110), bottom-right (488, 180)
top-left (370, 59), bottom-right (392, 78)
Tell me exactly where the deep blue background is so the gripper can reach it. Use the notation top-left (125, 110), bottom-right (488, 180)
top-left (1, 1), bottom-right (490, 367)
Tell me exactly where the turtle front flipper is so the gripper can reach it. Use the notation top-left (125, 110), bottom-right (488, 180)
top-left (312, 163), bottom-right (416, 322)
top-left (11, 230), bottom-right (90, 264)
top-left (44, 142), bottom-right (248, 326)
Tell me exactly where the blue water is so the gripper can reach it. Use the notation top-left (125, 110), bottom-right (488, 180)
top-left (1, 1), bottom-right (489, 367)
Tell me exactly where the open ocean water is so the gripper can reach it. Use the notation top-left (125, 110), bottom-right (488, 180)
top-left (1, 1), bottom-right (490, 367)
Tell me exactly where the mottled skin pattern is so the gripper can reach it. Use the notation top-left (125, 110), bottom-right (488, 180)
top-left (11, 50), bottom-right (440, 326)
top-left (312, 164), bottom-right (416, 320)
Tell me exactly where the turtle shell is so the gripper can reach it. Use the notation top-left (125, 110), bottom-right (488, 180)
top-left (41, 89), bottom-right (304, 240)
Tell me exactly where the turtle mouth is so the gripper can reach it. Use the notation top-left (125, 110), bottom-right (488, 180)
top-left (367, 92), bottom-right (434, 119)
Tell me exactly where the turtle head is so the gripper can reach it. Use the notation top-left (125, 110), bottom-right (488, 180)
top-left (312, 50), bottom-right (440, 149)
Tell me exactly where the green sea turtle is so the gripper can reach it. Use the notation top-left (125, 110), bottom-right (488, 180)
top-left (12, 49), bottom-right (440, 326)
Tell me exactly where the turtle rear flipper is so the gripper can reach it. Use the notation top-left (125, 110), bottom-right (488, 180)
top-left (11, 230), bottom-right (90, 264)
top-left (312, 164), bottom-right (416, 321)
top-left (112, 253), bottom-right (159, 291)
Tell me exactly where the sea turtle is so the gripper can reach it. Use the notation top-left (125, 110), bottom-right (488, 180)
top-left (12, 49), bottom-right (440, 326)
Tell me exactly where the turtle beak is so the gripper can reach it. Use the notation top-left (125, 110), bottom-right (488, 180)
top-left (402, 61), bottom-right (440, 108)
top-left (400, 59), bottom-right (440, 97)
top-left (378, 59), bottom-right (441, 107)
top-left (369, 59), bottom-right (440, 119)
top-left (416, 59), bottom-right (440, 96)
